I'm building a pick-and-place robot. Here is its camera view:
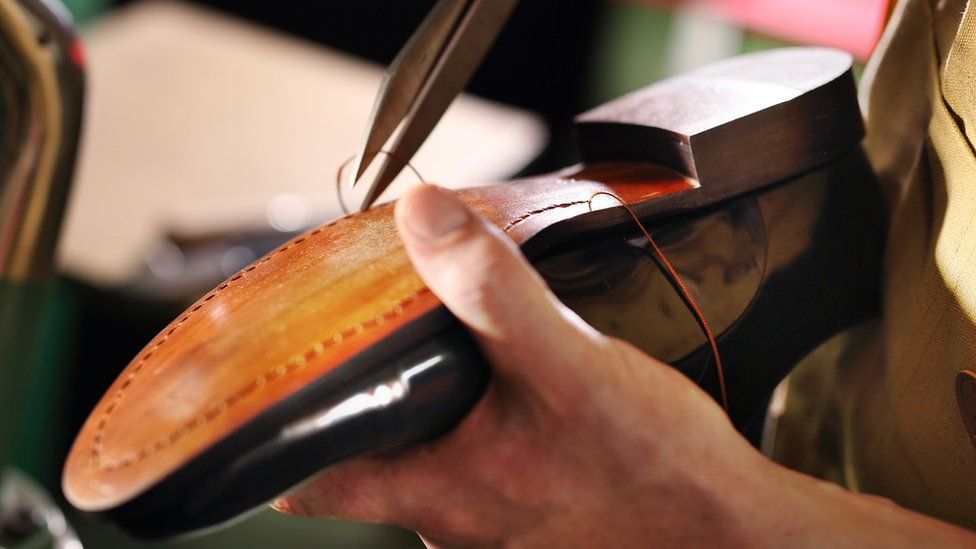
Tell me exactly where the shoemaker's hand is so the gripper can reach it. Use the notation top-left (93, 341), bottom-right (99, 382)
top-left (273, 185), bottom-right (976, 548)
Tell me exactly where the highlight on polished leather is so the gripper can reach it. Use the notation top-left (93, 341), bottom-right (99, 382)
top-left (62, 47), bottom-right (885, 538)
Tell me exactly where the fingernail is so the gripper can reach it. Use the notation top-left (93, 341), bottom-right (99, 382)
top-left (269, 498), bottom-right (291, 513)
top-left (403, 185), bottom-right (469, 241)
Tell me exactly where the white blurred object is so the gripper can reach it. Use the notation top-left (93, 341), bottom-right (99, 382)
top-left (266, 193), bottom-right (312, 233)
top-left (665, 7), bottom-right (743, 76)
top-left (59, 0), bottom-right (547, 285)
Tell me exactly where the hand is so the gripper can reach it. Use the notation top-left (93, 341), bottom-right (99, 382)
top-left (271, 183), bottom-right (759, 546)
top-left (273, 185), bottom-right (976, 548)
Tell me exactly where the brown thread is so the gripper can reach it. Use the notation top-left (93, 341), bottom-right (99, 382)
top-left (335, 150), bottom-right (428, 214)
top-left (588, 192), bottom-right (729, 413)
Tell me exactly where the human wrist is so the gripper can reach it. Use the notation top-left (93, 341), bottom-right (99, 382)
top-left (589, 429), bottom-right (778, 547)
top-left (726, 459), bottom-right (976, 548)
top-left (678, 447), bottom-right (782, 546)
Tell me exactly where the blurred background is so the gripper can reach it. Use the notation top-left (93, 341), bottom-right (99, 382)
top-left (2, 0), bottom-right (889, 546)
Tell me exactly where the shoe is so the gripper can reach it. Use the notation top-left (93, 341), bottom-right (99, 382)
top-left (62, 47), bottom-right (884, 538)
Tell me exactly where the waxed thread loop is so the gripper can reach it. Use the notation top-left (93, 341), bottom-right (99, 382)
top-left (588, 191), bottom-right (729, 413)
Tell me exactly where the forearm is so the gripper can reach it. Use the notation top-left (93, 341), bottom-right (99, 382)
top-left (727, 460), bottom-right (976, 548)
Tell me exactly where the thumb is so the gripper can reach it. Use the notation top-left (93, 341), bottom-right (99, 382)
top-left (394, 184), bottom-right (605, 381)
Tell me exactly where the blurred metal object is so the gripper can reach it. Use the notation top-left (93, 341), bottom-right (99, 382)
top-left (0, 0), bottom-right (84, 279)
top-left (0, 0), bottom-right (84, 546)
top-left (351, 0), bottom-right (519, 210)
top-left (0, 469), bottom-right (80, 549)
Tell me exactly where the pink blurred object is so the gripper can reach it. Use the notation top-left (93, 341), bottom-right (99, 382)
top-left (698, 0), bottom-right (889, 59)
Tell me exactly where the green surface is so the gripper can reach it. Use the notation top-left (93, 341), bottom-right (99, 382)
top-left (0, 279), bottom-right (53, 470)
top-left (585, 7), bottom-right (842, 109)
top-left (69, 508), bottom-right (425, 548)
top-left (62, 0), bottom-right (108, 24)
top-left (587, 5), bottom-right (673, 107)
top-left (740, 30), bottom-right (793, 54)
top-left (11, 279), bottom-right (75, 486)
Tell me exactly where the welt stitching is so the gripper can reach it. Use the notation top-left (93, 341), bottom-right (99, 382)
top-left (91, 199), bottom-right (590, 471)
top-left (90, 211), bottom-right (373, 471)
top-left (503, 200), bottom-right (589, 232)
